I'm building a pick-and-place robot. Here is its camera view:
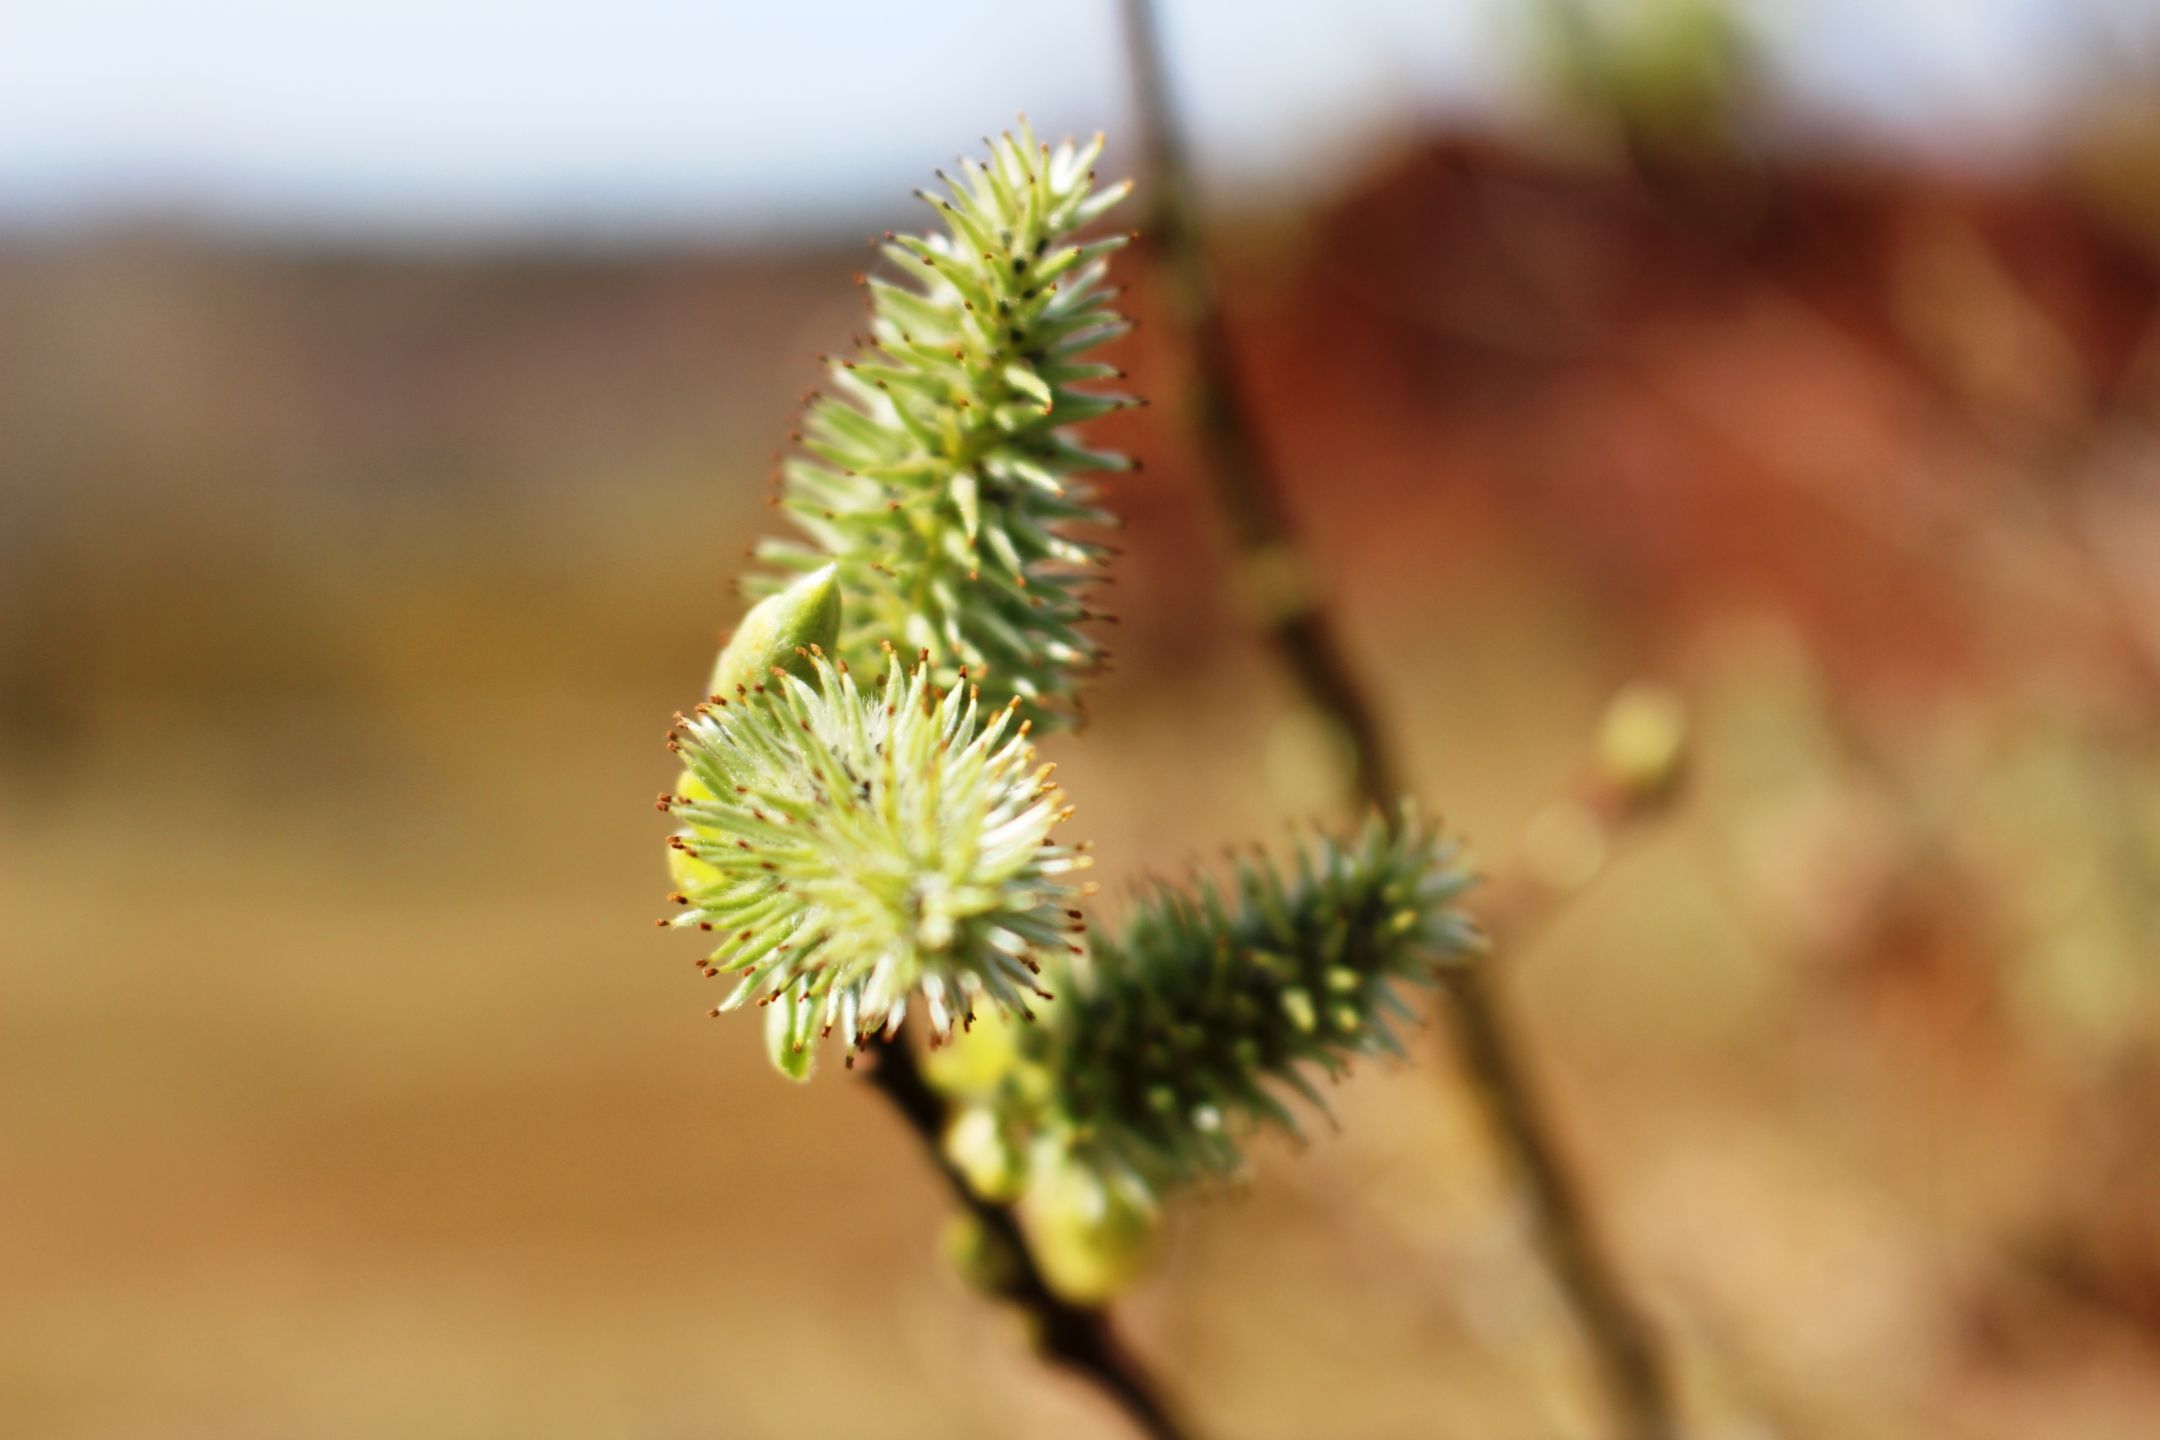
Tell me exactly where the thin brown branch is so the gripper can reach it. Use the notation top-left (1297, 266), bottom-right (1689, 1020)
top-left (1431, 959), bottom-right (1678, 1440)
top-left (1116, 0), bottom-right (1401, 813)
top-left (861, 1030), bottom-right (1197, 1440)
top-left (1118, 3), bottom-right (1677, 1436)
top-left (1477, 699), bottom-right (1690, 955)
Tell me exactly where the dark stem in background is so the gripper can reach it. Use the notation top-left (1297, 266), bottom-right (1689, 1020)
top-left (862, 1031), bottom-right (1196, 1440)
top-left (1117, 2), bottom-right (1678, 1437)
top-left (1430, 961), bottom-right (1678, 1440)
top-left (1110, 0), bottom-right (1403, 810)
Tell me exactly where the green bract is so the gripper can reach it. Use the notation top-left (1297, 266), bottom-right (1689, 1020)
top-left (660, 648), bottom-right (1090, 1062)
top-left (709, 563), bottom-right (841, 697)
top-left (751, 120), bottom-right (1137, 729)
top-left (1022, 810), bottom-right (1480, 1188)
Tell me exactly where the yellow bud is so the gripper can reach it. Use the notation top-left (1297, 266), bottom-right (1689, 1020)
top-left (1595, 680), bottom-right (1688, 803)
top-left (1234, 543), bottom-right (1317, 626)
top-left (921, 1005), bottom-right (1022, 1099)
top-left (943, 1105), bottom-right (1028, 1204)
top-left (1019, 1150), bottom-right (1162, 1304)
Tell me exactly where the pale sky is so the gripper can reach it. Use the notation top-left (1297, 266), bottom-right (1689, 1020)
top-left (1, 0), bottom-right (2154, 241)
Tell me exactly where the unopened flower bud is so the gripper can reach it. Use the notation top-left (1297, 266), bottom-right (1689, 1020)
top-left (709, 563), bottom-right (841, 697)
top-left (1020, 1148), bottom-right (1162, 1304)
top-left (1595, 680), bottom-right (1689, 803)
top-left (943, 1105), bottom-right (1029, 1203)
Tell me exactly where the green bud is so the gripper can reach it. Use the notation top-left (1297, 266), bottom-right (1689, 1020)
top-left (709, 563), bottom-right (840, 697)
top-left (1595, 680), bottom-right (1688, 803)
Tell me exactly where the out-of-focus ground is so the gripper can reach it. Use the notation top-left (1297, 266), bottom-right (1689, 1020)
top-left (9, 116), bottom-right (2160, 1439)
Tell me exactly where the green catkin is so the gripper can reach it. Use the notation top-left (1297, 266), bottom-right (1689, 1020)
top-left (749, 120), bottom-right (1138, 729)
top-left (1021, 810), bottom-right (1481, 1190)
top-left (659, 649), bottom-right (1090, 1058)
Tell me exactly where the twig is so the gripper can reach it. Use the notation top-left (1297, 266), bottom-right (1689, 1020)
top-left (1430, 960), bottom-right (1677, 1440)
top-left (862, 1030), bottom-right (1197, 1440)
top-left (1114, 0), bottom-right (1402, 809)
top-left (1118, 3), bottom-right (1677, 1436)
top-left (1477, 731), bottom-right (1689, 956)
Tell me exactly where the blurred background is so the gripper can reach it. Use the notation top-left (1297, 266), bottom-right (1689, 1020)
top-left (7, 1), bottom-right (2160, 1436)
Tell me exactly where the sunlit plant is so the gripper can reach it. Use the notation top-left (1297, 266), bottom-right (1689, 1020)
top-left (654, 122), bottom-right (1478, 1307)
